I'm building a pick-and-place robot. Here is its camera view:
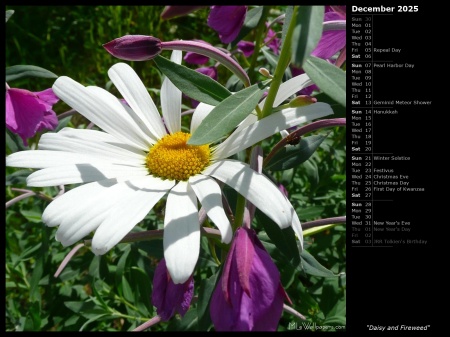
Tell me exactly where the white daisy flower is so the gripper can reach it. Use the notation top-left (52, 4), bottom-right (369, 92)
top-left (6, 51), bottom-right (333, 283)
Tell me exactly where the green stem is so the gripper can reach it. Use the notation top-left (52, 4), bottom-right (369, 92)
top-left (233, 194), bottom-right (247, 231)
top-left (260, 6), bottom-right (298, 118)
top-left (248, 6), bottom-right (270, 81)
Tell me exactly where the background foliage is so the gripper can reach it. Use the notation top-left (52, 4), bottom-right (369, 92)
top-left (5, 6), bottom-right (346, 331)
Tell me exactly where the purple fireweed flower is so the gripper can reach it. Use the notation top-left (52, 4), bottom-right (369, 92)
top-left (152, 258), bottom-right (194, 321)
top-left (237, 40), bottom-right (255, 57)
top-left (210, 227), bottom-right (289, 331)
top-left (208, 6), bottom-right (247, 44)
top-left (195, 66), bottom-right (218, 81)
top-left (103, 35), bottom-right (162, 61)
top-left (6, 87), bottom-right (59, 146)
top-left (264, 26), bottom-right (281, 55)
top-left (311, 6), bottom-right (346, 60)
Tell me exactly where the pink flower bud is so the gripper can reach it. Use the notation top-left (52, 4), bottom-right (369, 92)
top-left (103, 35), bottom-right (162, 61)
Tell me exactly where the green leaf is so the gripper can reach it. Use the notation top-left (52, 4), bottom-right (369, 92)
top-left (14, 243), bottom-right (42, 267)
top-left (6, 65), bottom-right (58, 81)
top-left (27, 301), bottom-right (42, 330)
top-left (291, 6), bottom-right (324, 68)
top-left (6, 128), bottom-right (29, 154)
top-left (55, 116), bottom-right (73, 132)
top-left (231, 6), bottom-right (264, 48)
top-left (298, 205), bottom-right (325, 221)
top-left (115, 245), bottom-right (131, 286)
top-left (255, 210), bottom-right (300, 266)
top-left (6, 9), bottom-right (14, 22)
top-left (320, 277), bottom-right (346, 317)
top-left (303, 56), bottom-right (346, 107)
top-left (299, 249), bottom-right (338, 277)
top-left (29, 256), bottom-right (44, 301)
top-left (313, 92), bottom-right (346, 118)
top-left (79, 313), bottom-right (112, 331)
top-left (257, 232), bottom-right (298, 287)
top-left (266, 134), bottom-right (328, 171)
top-left (20, 209), bottom-right (43, 223)
top-left (6, 169), bottom-right (31, 186)
top-left (280, 6), bottom-right (294, 50)
top-left (130, 267), bottom-right (153, 316)
top-left (188, 81), bottom-right (269, 145)
top-left (197, 270), bottom-right (220, 331)
top-left (153, 55), bottom-right (231, 106)
top-left (64, 301), bottom-right (94, 314)
top-left (167, 308), bottom-right (198, 331)
top-left (304, 158), bottom-right (319, 186)
top-left (121, 275), bottom-right (134, 303)
top-left (323, 315), bottom-right (346, 327)
top-left (91, 279), bottom-right (111, 311)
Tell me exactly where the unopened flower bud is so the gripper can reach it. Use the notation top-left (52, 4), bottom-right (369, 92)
top-left (259, 67), bottom-right (273, 78)
top-left (103, 35), bottom-right (162, 61)
top-left (288, 95), bottom-right (317, 107)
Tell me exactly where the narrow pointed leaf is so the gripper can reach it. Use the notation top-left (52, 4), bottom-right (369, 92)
top-left (197, 270), bottom-right (220, 330)
top-left (299, 249), bottom-right (338, 278)
top-left (6, 65), bottom-right (58, 81)
top-left (255, 210), bottom-right (300, 266)
top-left (153, 55), bottom-right (231, 106)
top-left (280, 6), bottom-right (294, 50)
top-left (303, 55), bottom-right (346, 107)
top-left (266, 134), bottom-right (328, 171)
top-left (291, 6), bottom-right (324, 68)
top-left (188, 81), bottom-right (269, 145)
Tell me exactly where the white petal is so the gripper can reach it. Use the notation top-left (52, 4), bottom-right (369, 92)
top-left (259, 73), bottom-right (313, 108)
top-left (56, 128), bottom-right (144, 156)
top-left (232, 73), bottom-right (315, 134)
top-left (203, 160), bottom-right (294, 229)
top-left (26, 163), bottom-right (148, 187)
top-left (86, 86), bottom-right (153, 149)
top-left (291, 209), bottom-right (304, 251)
top-left (91, 176), bottom-right (175, 255)
top-left (164, 181), bottom-right (200, 284)
top-left (108, 63), bottom-right (167, 140)
top-left (42, 178), bottom-right (118, 227)
top-left (39, 132), bottom-right (145, 165)
top-left (6, 150), bottom-right (109, 168)
top-left (161, 51), bottom-right (182, 134)
top-left (213, 102), bottom-right (333, 160)
top-left (190, 102), bottom-right (215, 134)
top-left (189, 175), bottom-right (232, 244)
top-left (52, 76), bottom-right (150, 150)
top-left (54, 177), bottom-right (143, 246)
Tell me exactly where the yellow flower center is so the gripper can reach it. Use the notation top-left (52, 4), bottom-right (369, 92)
top-left (146, 132), bottom-right (210, 181)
